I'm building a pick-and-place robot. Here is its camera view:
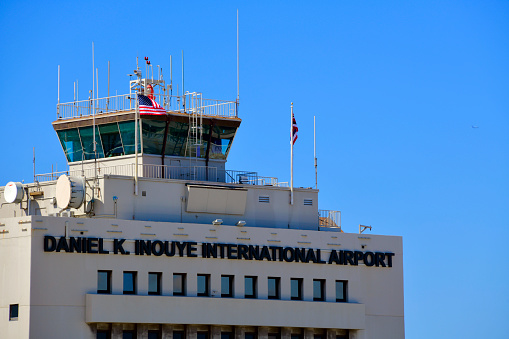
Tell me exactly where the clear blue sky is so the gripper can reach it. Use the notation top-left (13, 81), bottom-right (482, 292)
top-left (1, 1), bottom-right (508, 337)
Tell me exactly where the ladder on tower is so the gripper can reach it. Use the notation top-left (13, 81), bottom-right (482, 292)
top-left (186, 92), bottom-right (203, 178)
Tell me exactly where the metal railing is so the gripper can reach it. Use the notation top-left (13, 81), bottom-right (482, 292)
top-left (319, 209), bottom-right (341, 229)
top-left (56, 93), bottom-right (237, 120)
top-left (35, 164), bottom-right (289, 189)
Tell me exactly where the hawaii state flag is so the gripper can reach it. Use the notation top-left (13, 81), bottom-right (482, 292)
top-left (138, 94), bottom-right (166, 115)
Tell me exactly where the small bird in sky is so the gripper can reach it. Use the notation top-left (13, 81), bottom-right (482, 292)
top-left (472, 125), bottom-right (479, 128)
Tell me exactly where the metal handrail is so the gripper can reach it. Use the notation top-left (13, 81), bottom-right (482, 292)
top-left (318, 210), bottom-right (341, 229)
top-left (56, 93), bottom-right (238, 120)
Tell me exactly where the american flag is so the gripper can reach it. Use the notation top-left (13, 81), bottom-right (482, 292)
top-left (292, 113), bottom-right (298, 145)
top-left (138, 94), bottom-right (166, 115)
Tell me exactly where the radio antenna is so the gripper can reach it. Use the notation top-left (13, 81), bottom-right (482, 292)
top-left (314, 115), bottom-right (318, 189)
top-left (237, 9), bottom-right (239, 116)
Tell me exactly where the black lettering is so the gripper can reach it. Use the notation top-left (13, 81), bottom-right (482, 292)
top-left (218, 244), bottom-right (227, 258)
top-left (248, 245), bottom-right (260, 260)
top-left (140, 240), bottom-right (151, 255)
top-left (316, 249), bottom-right (326, 264)
top-left (238, 244), bottom-right (249, 260)
top-left (260, 246), bottom-right (271, 261)
top-left (69, 237), bottom-right (82, 253)
top-left (363, 252), bottom-right (375, 266)
top-left (227, 244), bottom-right (237, 259)
top-left (56, 236), bottom-right (70, 253)
top-left (328, 250), bottom-right (340, 264)
top-left (188, 242), bottom-right (198, 257)
top-left (114, 239), bottom-right (127, 255)
top-left (295, 248), bottom-right (307, 263)
top-left (375, 252), bottom-right (386, 267)
top-left (354, 251), bottom-right (363, 265)
top-left (152, 240), bottom-right (164, 256)
top-left (344, 251), bottom-right (355, 265)
top-left (386, 252), bottom-right (395, 267)
top-left (87, 238), bottom-right (99, 254)
top-left (176, 242), bottom-right (186, 257)
top-left (135, 240), bottom-right (139, 255)
top-left (43, 236), bottom-right (56, 252)
top-left (98, 238), bottom-right (109, 254)
top-left (339, 250), bottom-right (344, 265)
top-left (283, 247), bottom-right (295, 262)
top-left (165, 241), bottom-right (175, 256)
top-left (269, 246), bottom-right (283, 261)
top-left (206, 243), bottom-right (217, 258)
top-left (306, 249), bottom-right (317, 263)
top-left (202, 243), bottom-right (208, 258)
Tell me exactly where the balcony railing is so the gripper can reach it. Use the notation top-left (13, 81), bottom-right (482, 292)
top-left (56, 93), bottom-right (237, 120)
top-left (319, 209), bottom-right (341, 229)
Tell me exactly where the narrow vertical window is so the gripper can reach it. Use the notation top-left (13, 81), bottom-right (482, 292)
top-left (268, 277), bottom-right (280, 299)
top-left (336, 280), bottom-right (347, 302)
top-left (9, 304), bottom-right (18, 321)
top-left (221, 333), bottom-right (233, 339)
top-left (197, 274), bottom-right (210, 296)
top-left (197, 332), bottom-right (209, 339)
top-left (96, 330), bottom-right (111, 339)
top-left (221, 275), bottom-right (234, 297)
top-left (291, 278), bottom-right (303, 300)
top-left (173, 331), bottom-right (185, 339)
top-left (245, 276), bottom-right (257, 298)
top-left (245, 333), bottom-right (256, 339)
top-left (173, 273), bottom-right (186, 296)
top-left (122, 330), bottom-right (136, 339)
top-left (313, 279), bottom-right (325, 301)
top-left (97, 270), bottom-right (111, 294)
top-left (123, 271), bottom-right (137, 295)
top-left (148, 272), bottom-right (162, 295)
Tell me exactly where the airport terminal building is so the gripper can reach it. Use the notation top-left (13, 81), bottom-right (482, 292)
top-left (0, 64), bottom-right (404, 339)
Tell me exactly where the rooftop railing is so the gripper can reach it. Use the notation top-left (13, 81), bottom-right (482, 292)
top-left (56, 93), bottom-right (238, 120)
top-left (319, 209), bottom-right (342, 229)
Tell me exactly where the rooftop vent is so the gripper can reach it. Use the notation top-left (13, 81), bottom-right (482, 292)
top-left (259, 196), bottom-right (270, 203)
top-left (304, 199), bottom-right (313, 206)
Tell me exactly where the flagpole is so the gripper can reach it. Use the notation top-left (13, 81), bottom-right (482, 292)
top-left (290, 102), bottom-right (294, 205)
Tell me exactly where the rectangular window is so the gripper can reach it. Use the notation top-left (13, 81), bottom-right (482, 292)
top-left (291, 278), bottom-right (303, 300)
top-left (9, 304), bottom-right (18, 321)
top-left (123, 271), bottom-right (137, 295)
top-left (197, 274), bottom-right (210, 296)
top-left (221, 333), bottom-right (233, 339)
top-left (173, 331), bottom-right (185, 339)
top-left (221, 275), bottom-right (234, 297)
top-left (313, 279), bottom-right (325, 301)
top-left (97, 330), bottom-right (111, 339)
top-left (291, 335), bottom-right (303, 339)
top-left (268, 277), bottom-right (280, 299)
top-left (268, 333), bottom-right (280, 339)
top-left (97, 270), bottom-right (111, 294)
top-left (148, 330), bottom-right (161, 339)
top-left (197, 332), bottom-right (209, 339)
top-left (173, 273), bottom-right (186, 296)
top-left (122, 330), bottom-right (136, 339)
top-left (336, 280), bottom-right (347, 302)
top-left (148, 272), bottom-right (162, 295)
top-left (245, 334), bottom-right (256, 339)
top-left (245, 276), bottom-right (257, 298)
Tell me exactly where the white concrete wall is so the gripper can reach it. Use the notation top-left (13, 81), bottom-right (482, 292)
top-left (3, 215), bottom-right (405, 339)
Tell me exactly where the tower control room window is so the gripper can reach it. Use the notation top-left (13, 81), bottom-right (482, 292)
top-left (336, 280), bottom-right (348, 302)
top-left (79, 126), bottom-right (105, 160)
top-left (123, 271), bottom-right (137, 295)
top-left (173, 273), bottom-right (186, 296)
top-left (148, 272), bottom-right (162, 295)
top-left (313, 279), bottom-right (325, 301)
top-left (245, 276), bottom-right (257, 298)
top-left (291, 278), bottom-right (303, 300)
top-left (197, 274), bottom-right (210, 296)
top-left (142, 119), bottom-right (166, 155)
top-left (99, 123), bottom-right (124, 157)
top-left (57, 128), bottom-right (83, 162)
top-left (268, 277), bottom-right (280, 299)
top-left (97, 270), bottom-right (111, 294)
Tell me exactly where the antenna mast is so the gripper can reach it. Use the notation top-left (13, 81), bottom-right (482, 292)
top-left (236, 9), bottom-right (239, 116)
top-left (314, 116), bottom-right (318, 189)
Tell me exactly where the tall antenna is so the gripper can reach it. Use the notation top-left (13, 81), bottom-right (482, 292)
top-left (182, 50), bottom-right (185, 98)
top-left (57, 65), bottom-right (60, 105)
top-left (314, 115), bottom-right (318, 189)
top-left (237, 9), bottom-right (239, 116)
top-left (107, 60), bottom-right (110, 111)
top-left (33, 147), bottom-right (35, 184)
top-left (170, 55), bottom-right (173, 97)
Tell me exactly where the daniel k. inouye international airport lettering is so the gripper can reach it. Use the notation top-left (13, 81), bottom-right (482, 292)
top-left (43, 236), bottom-right (395, 267)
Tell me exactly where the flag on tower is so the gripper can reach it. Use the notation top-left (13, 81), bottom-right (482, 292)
top-left (292, 113), bottom-right (298, 145)
top-left (138, 94), bottom-right (166, 115)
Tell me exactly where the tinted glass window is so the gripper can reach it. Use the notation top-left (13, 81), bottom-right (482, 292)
top-left (336, 280), bottom-right (347, 302)
top-left (99, 123), bottom-right (124, 157)
top-left (209, 125), bottom-right (236, 160)
top-left (268, 277), bottom-right (280, 299)
top-left (57, 129), bottom-right (83, 162)
top-left (173, 274), bottom-right (186, 296)
top-left (291, 278), bottom-right (302, 300)
top-left (148, 272), bottom-right (161, 295)
top-left (123, 271), bottom-right (136, 294)
top-left (221, 275), bottom-right (233, 297)
top-left (118, 121), bottom-right (139, 154)
top-left (313, 279), bottom-right (325, 301)
top-left (97, 270), bottom-right (111, 294)
top-left (165, 121), bottom-right (189, 156)
top-left (197, 274), bottom-right (209, 296)
top-left (142, 119), bottom-right (166, 155)
top-left (245, 276), bottom-right (256, 298)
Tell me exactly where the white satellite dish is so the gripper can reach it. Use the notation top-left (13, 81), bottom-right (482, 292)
top-left (4, 182), bottom-right (24, 203)
top-left (56, 175), bottom-right (85, 209)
